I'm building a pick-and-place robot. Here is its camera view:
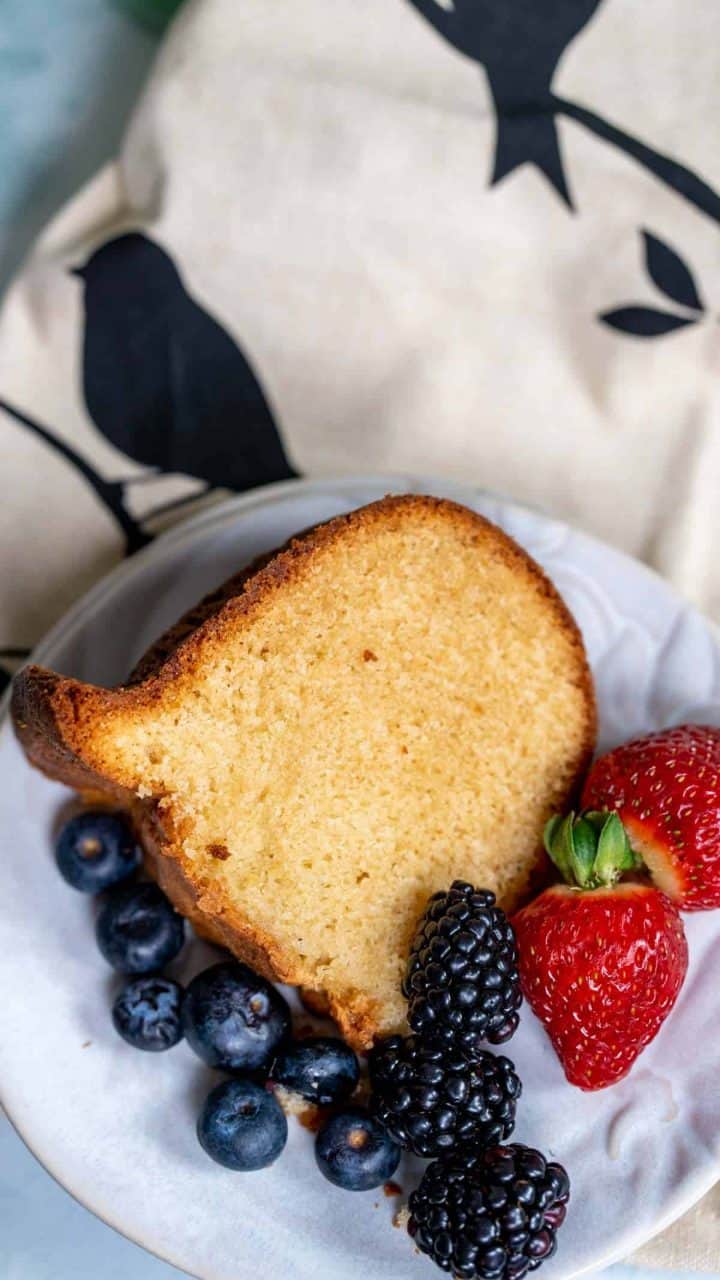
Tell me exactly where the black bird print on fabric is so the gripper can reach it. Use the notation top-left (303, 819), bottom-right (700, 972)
top-left (406, 0), bottom-right (600, 205)
top-left (0, 232), bottom-right (298, 560)
top-left (600, 231), bottom-right (707, 338)
top-left (76, 233), bottom-right (297, 492)
top-left (405, 0), bottom-right (720, 223)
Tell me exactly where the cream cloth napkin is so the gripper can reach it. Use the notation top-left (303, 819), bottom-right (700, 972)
top-left (1, 0), bottom-right (719, 1264)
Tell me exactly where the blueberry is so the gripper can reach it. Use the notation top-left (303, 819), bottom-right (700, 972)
top-left (315, 1108), bottom-right (401, 1191)
top-left (182, 961), bottom-right (290, 1074)
top-left (112, 976), bottom-right (184, 1051)
top-left (271, 1036), bottom-right (359, 1105)
top-left (55, 811), bottom-right (141, 893)
top-left (197, 1079), bottom-right (287, 1171)
top-left (95, 882), bottom-right (185, 973)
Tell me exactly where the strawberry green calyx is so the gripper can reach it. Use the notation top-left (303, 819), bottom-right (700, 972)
top-left (543, 810), bottom-right (639, 889)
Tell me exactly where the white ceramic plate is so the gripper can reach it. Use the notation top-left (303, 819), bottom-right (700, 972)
top-left (2, 474), bottom-right (720, 1280)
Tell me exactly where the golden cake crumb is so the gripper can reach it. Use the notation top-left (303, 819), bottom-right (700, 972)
top-left (12, 495), bottom-right (595, 1051)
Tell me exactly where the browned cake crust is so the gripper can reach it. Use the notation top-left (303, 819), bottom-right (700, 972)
top-left (12, 496), bottom-right (596, 1049)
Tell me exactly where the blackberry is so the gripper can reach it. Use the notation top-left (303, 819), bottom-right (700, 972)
top-left (369, 1034), bottom-right (520, 1159)
top-left (404, 881), bottom-right (522, 1053)
top-left (408, 1143), bottom-right (570, 1280)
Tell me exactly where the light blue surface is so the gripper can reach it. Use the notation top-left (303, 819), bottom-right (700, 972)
top-left (0, 5), bottom-right (713, 1279)
top-left (0, 2), bottom-right (157, 292)
top-left (1, 1113), bottom-right (184, 1279)
top-left (0, 9), bottom-right (181, 1275)
top-left (0, 1113), bottom-right (702, 1280)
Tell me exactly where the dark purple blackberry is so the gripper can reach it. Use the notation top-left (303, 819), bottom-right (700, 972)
top-left (369, 1034), bottom-right (520, 1159)
top-left (408, 1143), bottom-right (570, 1280)
top-left (404, 881), bottom-right (522, 1054)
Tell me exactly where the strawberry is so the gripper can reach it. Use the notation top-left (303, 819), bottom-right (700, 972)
top-left (581, 724), bottom-right (720, 910)
top-left (513, 811), bottom-right (688, 1090)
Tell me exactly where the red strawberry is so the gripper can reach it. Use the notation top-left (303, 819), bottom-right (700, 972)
top-left (582, 724), bottom-right (720, 910)
top-left (513, 812), bottom-right (688, 1090)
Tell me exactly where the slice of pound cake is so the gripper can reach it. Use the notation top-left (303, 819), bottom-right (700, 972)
top-left (12, 496), bottom-right (596, 1049)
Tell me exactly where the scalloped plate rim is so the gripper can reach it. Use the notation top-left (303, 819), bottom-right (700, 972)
top-left (1, 472), bottom-right (719, 1280)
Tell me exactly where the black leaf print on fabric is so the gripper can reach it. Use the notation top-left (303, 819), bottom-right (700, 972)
top-left (600, 230), bottom-right (707, 338)
top-left (641, 231), bottom-right (705, 312)
top-left (75, 234), bottom-right (297, 494)
top-left (599, 308), bottom-right (697, 338)
top-left (0, 397), bottom-right (150, 553)
top-left (406, 0), bottom-right (601, 206)
top-left (406, 1), bottom-right (720, 225)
